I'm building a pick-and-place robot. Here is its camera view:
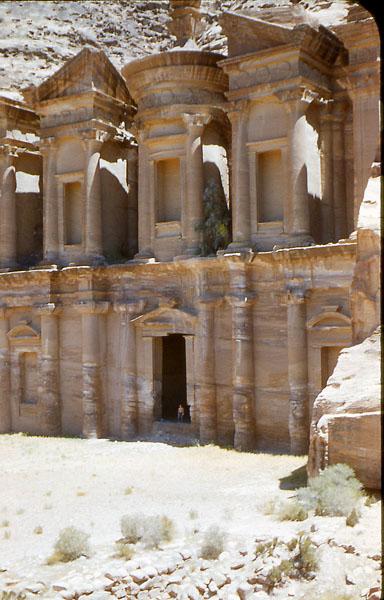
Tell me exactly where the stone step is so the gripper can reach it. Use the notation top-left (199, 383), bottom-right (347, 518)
top-left (142, 420), bottom-right (199, 446)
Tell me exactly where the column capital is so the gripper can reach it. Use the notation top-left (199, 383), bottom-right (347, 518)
top-left (0, 144), bottom-right (18, 164)
top-left (283, 286), bottom-right (307, 305)
top-left (197, 293), bottom-right (221, 308)
top-left (183, 112), bottom-right (211, 134)
top-left (227, 99), bottom-right (250, 123)
top-left (35, 302), bottom-right (62, 316)
top-left (75, 300), bottom-right (109, 315)
top-left (39, 136), bottom-right (57, 154)
top-left (80, 129), bottom-right (109, 148)
top-left (226, 292), bottom-right (257, 308)
top-left (113, 300), bottom-right (145, 316)
top-left (275, 87), bottom-right (328, 116)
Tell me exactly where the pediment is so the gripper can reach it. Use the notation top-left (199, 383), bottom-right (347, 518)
top-left (220, 12), bottom-right (293, 57)
top-left (307, 311), bottom-right (351, 330)
top-left (133, 306), bottom-right (196, 335)
top-left (24, 48), bottom-right (132, 106)
top-left (7, 323), bottom-right (40, 343)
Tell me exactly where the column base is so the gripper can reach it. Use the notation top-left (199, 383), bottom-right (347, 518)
top-left (134, 249), bottom-right (155, 262)
top-left (222, 241), bottom-right (253, 255)
top-left (272, 234), bottom-right (315, 250)
top-left (234, 427), bottom-right (255, 452)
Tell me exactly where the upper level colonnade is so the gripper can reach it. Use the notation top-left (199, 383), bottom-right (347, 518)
top-left (0, 7), bottom-right (380, 270)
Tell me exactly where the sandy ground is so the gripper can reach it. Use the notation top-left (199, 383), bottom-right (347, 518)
top-left (0, 434), bottom-right (381, 598)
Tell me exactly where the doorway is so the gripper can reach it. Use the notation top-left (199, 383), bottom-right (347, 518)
top-left (161, 334), bottom-right (190, 422)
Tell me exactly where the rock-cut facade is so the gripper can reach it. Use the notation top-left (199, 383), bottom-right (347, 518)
top-left (0, 2), bottom-right (380, 476)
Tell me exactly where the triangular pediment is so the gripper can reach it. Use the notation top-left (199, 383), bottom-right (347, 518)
top-left (133, 305), bottom-right (196, 335)
top-left (25, 48), bottom-right (132, 106)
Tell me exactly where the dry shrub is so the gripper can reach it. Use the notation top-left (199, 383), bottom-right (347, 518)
top-left (200, 525), bottom-right (226, 560)
top-left (297, 464), bottom-right (363, 517)
top-left (120, 513), bottom-right (175, 549)
top-left (346, 508), bottom-right (359, 527)
top-left (115, 540), bottom-right (135, 560)
top-left (47, 526), bottom-right (90, 564)
top-left (34, 525), bottom-right (43, 535)
top-left (277, 499), bottom-right (308, 522)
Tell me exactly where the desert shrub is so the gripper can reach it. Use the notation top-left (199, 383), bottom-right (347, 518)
top-left (1, 520), bottom-right (9, 527)
top-left (200, 525), bottom-right (226, 560)
top-left (120, 513), bottom-right (175, 549)
top-left (34, 525), bottom-right (43, 535)
top-left (3, 530), bottom-right (10, 540)
top-left (48, 526), bottom-right (90, 563)
top-left (260, 497), bottom-right (278, 515)
top-left (115, 540), bottom-right (135, 560)
top-left (121, 514), bottom-right (142, 543)
top-left (297, 464), bottom-right (363, 517)
top-left (189, 509), bottom-right (198, 520)
top-left (124, 486), bottom-right (134, 495)
top-left (255, 537), bottom-right (279, 557)
top-left (295, 534), bottom-right (318, 575)
top-left (346, 508), bottom-right (359, 527)
top-left (266, 559), bottom-right (294, 590)
top-left (277, 499), bottom-right (308, 522)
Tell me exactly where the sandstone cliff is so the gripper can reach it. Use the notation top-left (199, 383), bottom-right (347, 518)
top-left (0, 0), bottom-right (367, 99)
top-left (308, 328), bottom-right (381, 489)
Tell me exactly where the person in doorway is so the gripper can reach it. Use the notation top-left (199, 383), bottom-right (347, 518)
top-left (177, 404), bottom-right (185, 422)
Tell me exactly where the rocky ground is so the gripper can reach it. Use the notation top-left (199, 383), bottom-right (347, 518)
top-left (0, 435), bottom-right (381, 599)
top-left (0, 0), bottom-right (365, 100)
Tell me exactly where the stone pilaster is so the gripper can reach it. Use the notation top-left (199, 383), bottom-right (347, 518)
top-left (331, 102), bottom-right (347, 241)
top-left (319, 102), bottom-right (334, 243)
top-left (0, 307), bottom-right (11, 432)
top-left (196, 296), bottom-right (217, 444)
top-left (81, 131), bottom-right (105, 263)
top-left (37, 303), bottom-right (61, 435)
top-left (183, 113), bottom-right (210, 256)
top-left (135, 127), bottom-right (154, 259)
top-left (40, 137), bottom-right (59, 264)
top-left (114, 301), bottom-right (143, 440)
top-left (226, 101), bottom-right (251, 251)
top-left (277, 88), bottom-right (316, 244)
top-left (76, 300), bottom-right (109, 438)
top-left (228, 261), bottom-right (255, 451)
top-left (0, 145), bottom-right (17, 269)
top-left (285, 287), bottom-right (309, 454)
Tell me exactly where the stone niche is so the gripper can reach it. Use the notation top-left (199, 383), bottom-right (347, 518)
top-left (122, 50), bottom-right (230, 261)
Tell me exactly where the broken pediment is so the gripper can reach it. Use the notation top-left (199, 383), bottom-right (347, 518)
top-left (133, 305), bottom-right (196, 336)
top-left (23, 48), bottom-right (132, 107)
top-left (220, 12), bottom-right (293, 57)
top-left (220, 12), bottom-right (345, 66)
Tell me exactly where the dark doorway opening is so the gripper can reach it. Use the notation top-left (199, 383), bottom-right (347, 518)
top-left (162, 334), bottom-right (190, 422)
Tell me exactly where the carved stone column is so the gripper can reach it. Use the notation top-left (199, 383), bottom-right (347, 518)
top-left (331, 102), bottom-right (347, 241)
top-left (0, 146), bottom-right (17, 268)
top-left (77, 301), bottom-right (109, 438)
top-left (114, 301), bottom-right (143, 440)
top-left (226, 101), bottom-right (251, 251)
top-left (40, 137), bottom-right (59, 264)
top-left (82, 132), bottom-right (105, 263)
top-left (196, 296), bottom-right (217, 443)
top-left (37, 303), bottom-right (61, 435)
top-left (277, 89), bottom-right (315, 243)
top-left (285, 287), bottom-right (309, 454)
top-left (0, 307), bottom-right (11, 432)
top-left (135, 127), bottom-right (154, 259)
top-left (319, 102), bottom-right (334, 243)
top-left (228, 261), bottom-right (255, 451)
top-left (183, 113), bottom-right (210, 255)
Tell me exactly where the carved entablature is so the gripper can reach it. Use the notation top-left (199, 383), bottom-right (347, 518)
top-left (133, 304), bottom-right (196, 337)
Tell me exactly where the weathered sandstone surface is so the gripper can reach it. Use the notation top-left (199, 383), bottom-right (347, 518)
top-left (308, 328), bottom-right (381, 489)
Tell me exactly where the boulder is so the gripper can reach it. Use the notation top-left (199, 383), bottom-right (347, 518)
top-left (308, 329), bottom-right (381, 488)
